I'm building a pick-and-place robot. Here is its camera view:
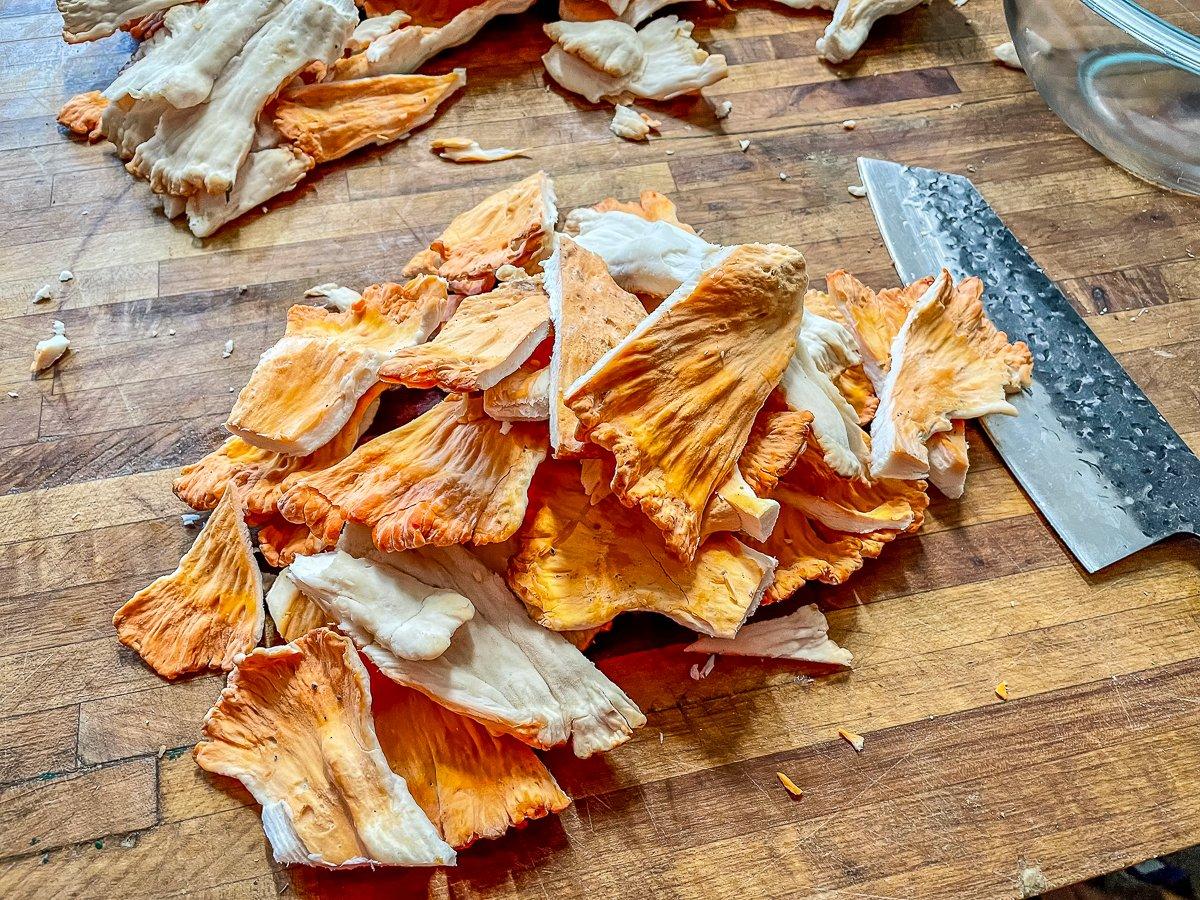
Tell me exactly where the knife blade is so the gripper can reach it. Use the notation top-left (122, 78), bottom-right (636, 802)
top-left (857, 156), bottom-right (1200, 572)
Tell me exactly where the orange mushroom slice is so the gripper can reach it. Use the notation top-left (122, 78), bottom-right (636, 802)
top-left (749, 438), bottom-right (927, 602)
top-left (402, 171), bottom-right (557, 295)
top-left (508, 461), bottom-right (777, 638)
top-left (544, 235), bottom-right (646, 458)
top-left (256, 513), bottom-right (328, 568)
top-left (701, 405), bottom-right (813, 539)
top-left (566, 243), bottom-right (808, 560)
top-left (783, 439), bottom-right (929, 537)
top-left (271, 70), bottom-right (466, 165)
top-left (174, 383), bottom-right (386, 519)
top-left (378, 276), bottom-right (550, 392)
top-left (751, 501), bottom-right (884, 602)
top-left (371, 673), bottom-right (570, 849)
top-left (113, 486), bottom-right (264, 679)
top-left (194, 628), bottom-right (456, 868)
top-left (57, 90), bottom-right (107, 142)
top-left (278, 394), bottom-right (547, 552)
top-left (871, 270), bottom-right (1031, 480)
top-left (228, 276), bottom-right (453, 456)
top-left (589, 189), bottom-right (695, 233)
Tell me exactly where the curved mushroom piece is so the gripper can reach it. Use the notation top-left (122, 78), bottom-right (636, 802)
top-left (278, 395), bottom-right (546, 552)
top-left (566, 244), bottom-right (808, 560)
top-left (333, 0), bottom-right (536, 79)
top-left (176, 384), bottom-right (387, 519)
top-left (567, 208), bottom-right (721, 300)
top-left (371, 675), bottom-right (571, 849)
top-left (257, 514), bottom-right (328, 568)
top-left (265, 568), bottom-right (331, 642)
top-left (585, 189), bottom-right (694, 232)
top-left (337, 527), bottom-right (646, 757)
top-left (57, 0), bottom-right (194, 43)
top-left (871, 270), bottom-right (1031, 480)
top-left (113, 487), bottom-right (264, 679)
top-left (228, 276), bottom-right (452, 456)
top-left (194, 629), bottom-right (456, 868)
top-left (402, 171), bottom-right (557, 296)
top-left (378, 277), bottom-right (550, 392)
top-left (750, 440), bottom-right (928, 602)
top-left (822, 269), bottom-right (1013, 493)
top-left (542, 15), bottom-right (727, 103)
top-left (778, 337), bottom-right (871, 480)
top-left (184, 146), bottom-right (314, 238)
top-left (483, 365), bottom-right (551, 422)
top-left (509, 461), bottom-right (777, 637)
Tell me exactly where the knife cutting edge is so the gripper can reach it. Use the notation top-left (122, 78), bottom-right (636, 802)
top-left (857, 156), bottom-right (1200, 573)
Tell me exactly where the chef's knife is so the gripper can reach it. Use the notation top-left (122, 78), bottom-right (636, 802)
top-left (857, 156), bottom-right (1200, 572)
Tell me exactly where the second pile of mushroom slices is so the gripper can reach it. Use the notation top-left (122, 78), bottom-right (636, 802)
top-left (112, 171), bottom-right (1031, 870)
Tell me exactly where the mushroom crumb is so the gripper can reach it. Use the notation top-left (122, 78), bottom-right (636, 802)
top-left (31, 321), bottom-right (70, 373)
top-left (739, 139), bottom-right (751, 152)
top-left (431, 138), bottom-right (530, 163)
top-left (59, 270), bottom-right (74, 282)
top-left (779, 172), bottom-right (789, 181)
top-left (995, 681), bottom-right (1008, 701)
top-left (847, 184), bottom-right (867, 198)
top-left (223, 339), bottom-right (235, 358)
top-left (33, 284), bottom-right (52, 303)
top-left (838, 728), bottom-right (865, 751)
top-left (993, 41), bottom-right (1023, 70)
top-left (841, 120), bottom-right (856, 130)
top-left (715, 100), bottom-right (733, 120)
top-left (776, 772), bottom-right (803, 798)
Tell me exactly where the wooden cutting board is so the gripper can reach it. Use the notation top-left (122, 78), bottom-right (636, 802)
top-left (2, 1), bottom-right (1198, 896)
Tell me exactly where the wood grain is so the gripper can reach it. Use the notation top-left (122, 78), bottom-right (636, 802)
top-left (1, 1), bottom-right (1198, 897)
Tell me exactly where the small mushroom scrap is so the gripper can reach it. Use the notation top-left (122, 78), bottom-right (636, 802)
top-left (31, 321), bottom-right (70, 373)
top-left (431, 138), bottom-right (530, 162)
top-left (687, 603), bottom-right (853, 666)
top-left (194, 628), bottom-right (457, 867)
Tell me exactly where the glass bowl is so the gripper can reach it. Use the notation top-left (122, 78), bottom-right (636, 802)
top-left (1004, 0), bottom-right (1200, 196)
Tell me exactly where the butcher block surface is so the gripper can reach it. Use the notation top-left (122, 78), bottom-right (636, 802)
top-left (2, 0), bottom-right (1199, 896)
